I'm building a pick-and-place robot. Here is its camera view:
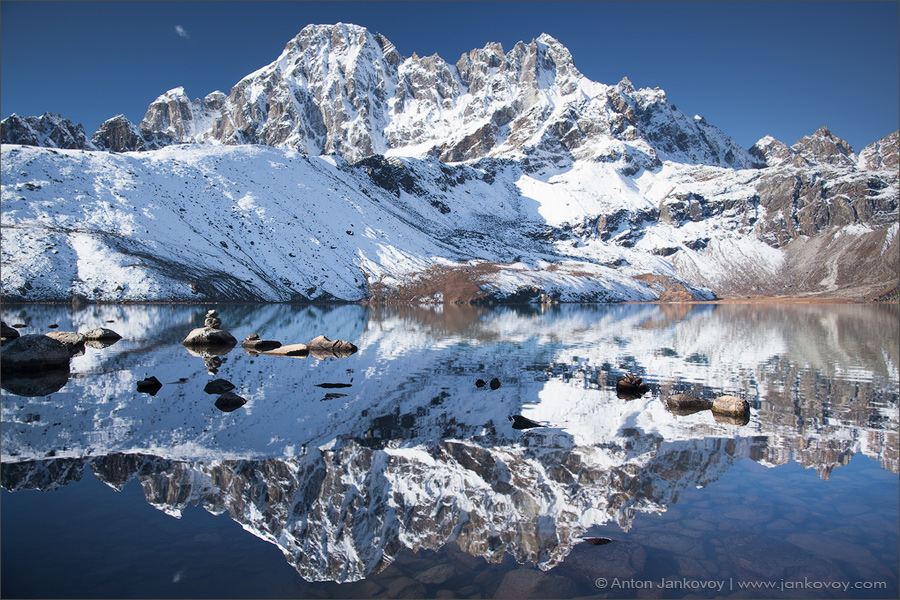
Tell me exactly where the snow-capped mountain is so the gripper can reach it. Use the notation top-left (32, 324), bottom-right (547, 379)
top-left (1, 23), bottom-right (897, 303)
top-left (95, 23), bottom-right (757, 169)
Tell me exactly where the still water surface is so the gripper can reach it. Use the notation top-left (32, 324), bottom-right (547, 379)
top-left (1, 302), bottom-right (898, 598)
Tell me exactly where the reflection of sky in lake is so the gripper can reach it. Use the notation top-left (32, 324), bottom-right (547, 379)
top-left (1, 302), bottom-right (898, 597)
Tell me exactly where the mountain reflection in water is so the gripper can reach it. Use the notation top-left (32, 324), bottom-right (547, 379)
top-left (1, 302), bottom-right (898, 591)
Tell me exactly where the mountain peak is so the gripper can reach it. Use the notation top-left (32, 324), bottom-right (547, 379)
top-left (792, 126), bottom-right (855, 167)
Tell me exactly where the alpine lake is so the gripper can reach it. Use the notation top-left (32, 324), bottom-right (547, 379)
top-left (1, 301), bottom-right (897, 599)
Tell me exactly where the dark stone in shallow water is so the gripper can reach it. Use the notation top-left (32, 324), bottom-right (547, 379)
top-left (0, 334), bottom-right (70, 373)
top-left (215, 391), bottom-right (246, 412)
top-left (136, 376), bottom-right (162, 395)
top-left (204, 378), bottom-right (236, 394)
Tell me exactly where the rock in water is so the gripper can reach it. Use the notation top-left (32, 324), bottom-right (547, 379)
top-left (1, 321), bottom-right (20, 343)
top-left (665, 393), bottom-right (713, 415)
top-left (306, 335), bottom-right (358, 358)
top-left (182, 327), bottom-right (237, 347)
top-left (712, 395), bottom-right (750, 416)
top-left (241, 334), bottom-right (282, 351)
top-left (204, 378), bottom-right (236, 394)
top-left (136, 376), bottom-right (163, 395)
top-left (583, 537), bottom-right (613, 546)
top-left (0, 334), bottom-right (71, 373)
top-left (261, 343), bottom-right (309, 357)
top-left (616, 373), bottom-right (649, 398)
top-left (215, 391), bottom-right (246, 412)
top-left (183, 310), bottom-right (236, 348)
top-left (82, 327), bottom-right (122, 342)
top-left (45, 331), bottom-right (87, 356)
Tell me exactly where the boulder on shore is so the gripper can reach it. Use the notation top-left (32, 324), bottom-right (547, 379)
top-left (0, 334), bottom-right (71, 373)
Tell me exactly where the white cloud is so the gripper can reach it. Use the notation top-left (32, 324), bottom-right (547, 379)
top-left (175, 25), bottom-right (190, 40)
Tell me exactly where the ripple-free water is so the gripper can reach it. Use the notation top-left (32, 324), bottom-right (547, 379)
top-left (2, 302), bottom-right (898, 598)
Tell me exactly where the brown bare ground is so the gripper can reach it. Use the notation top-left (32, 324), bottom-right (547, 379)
top-left (630, 273), bottom-right (697, 302)
top-left (364, 263), bottom-right (505, 305)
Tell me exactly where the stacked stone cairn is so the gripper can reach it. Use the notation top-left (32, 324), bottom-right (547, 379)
top-left (182, 309), bottom-right (237, 348)
top-left (205, 310), bottom-right (222, 329)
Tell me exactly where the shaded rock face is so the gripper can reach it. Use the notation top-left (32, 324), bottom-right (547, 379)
top-left (91, 115), bottom-right (148, 152)
top-left (754, 169), bottom-right (898, 248)
top-left (859, 130), bottom-right (899, 171)
top-left (1, 113), bottom-right (91, 149)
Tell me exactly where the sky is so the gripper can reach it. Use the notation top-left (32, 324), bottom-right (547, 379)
top-left (1, 1), bottom-right (898, 153)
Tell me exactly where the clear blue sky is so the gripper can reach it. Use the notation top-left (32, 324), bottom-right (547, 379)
top-left (2, 1), bottom-right (897, 152)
